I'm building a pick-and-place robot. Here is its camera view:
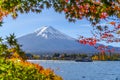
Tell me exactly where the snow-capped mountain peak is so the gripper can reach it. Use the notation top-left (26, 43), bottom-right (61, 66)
top-left (35, 26), bottom-right (55, 34)
top-left (34, 26), bottom-right (73, 39)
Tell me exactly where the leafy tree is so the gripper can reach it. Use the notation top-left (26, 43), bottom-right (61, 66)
top-left (0, 34), bottom-right (26, 60)
top-left (0, 37), bottom-right (8, 59)
top-left (6, 33), bottom-right (17, 47)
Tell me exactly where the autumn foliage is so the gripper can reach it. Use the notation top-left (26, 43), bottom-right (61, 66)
top-left (0, 59), bottom-right (62, 80)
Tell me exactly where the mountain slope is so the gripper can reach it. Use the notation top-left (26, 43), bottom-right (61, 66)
top-left (17, 26), bottom-right (99, 54)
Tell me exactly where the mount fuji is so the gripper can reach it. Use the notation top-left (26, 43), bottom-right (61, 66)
top-left (17, 26), bottom-right (100, 54)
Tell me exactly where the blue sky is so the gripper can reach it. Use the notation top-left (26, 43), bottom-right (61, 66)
top-left (1, 8), bottom-right (120, 47)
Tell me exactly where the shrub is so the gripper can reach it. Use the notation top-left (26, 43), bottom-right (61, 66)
top-left (0, 58), bottom-right (62, 80)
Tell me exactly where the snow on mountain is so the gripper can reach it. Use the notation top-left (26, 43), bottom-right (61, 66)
top-left (34, 26), bottom-right (73, 40)
top-left (17, 26), bottom-right (98, 54)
